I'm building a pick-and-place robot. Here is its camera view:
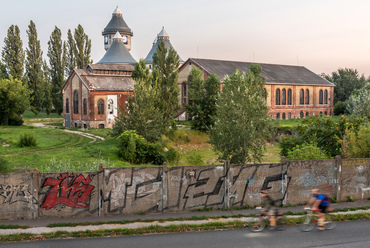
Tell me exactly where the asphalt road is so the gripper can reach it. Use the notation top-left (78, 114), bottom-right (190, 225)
top-left (2, 220), bottom-right (369, 248)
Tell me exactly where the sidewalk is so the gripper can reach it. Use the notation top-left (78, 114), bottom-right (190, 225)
top-left (0, 200), bottom-right (369, 235)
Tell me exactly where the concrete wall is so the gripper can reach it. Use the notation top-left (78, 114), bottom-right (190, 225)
top-left (0, 157), bottom-right (369, 220)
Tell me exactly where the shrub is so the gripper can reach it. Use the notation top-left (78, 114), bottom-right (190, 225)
top-left (286, 142), bottom-right (331, 160)
top-left (347, 196), bottom-right (355, 202)
top-left (333, 101), bottom-right (346, 115)
top-left (18, 132), bottom-right (37, 147)
top-left (343, 123), bottom-right (370, 158)
top-left (0, 157), bottom-right (11, 173)
top-left (278, 135), bottom-right (304, 157)
top-left (8, 116), bottom-right (24, 126)
top-left (165, 147), bottom-right (180, 166)
top-left (186, 152), bottom-right (204, 165)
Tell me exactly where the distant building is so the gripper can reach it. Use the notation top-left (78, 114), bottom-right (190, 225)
top-left (178, 58), bottom-right (335, 120)
top-left (145, 27), bottom-right (184, 69)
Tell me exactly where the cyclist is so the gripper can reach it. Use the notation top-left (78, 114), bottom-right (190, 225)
top-left (260, 190), bottom-right (277, 228)
top-left (305, 189), bottom-right (330, 230)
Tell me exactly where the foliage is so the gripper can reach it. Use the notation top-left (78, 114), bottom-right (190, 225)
top-left (65, 29), bottom-right (76, 77)
top-left (73, 24), bottom-right (92, 69)
top-left (210, 65), bottom-right (275, 164)
top-left (0, 78), bottom-right (30, 125)
top-left (346, 83), bottom-right (370, 118)
top-left (343, 123), bottom-right (370, 158)
top-left (152, 41), bottom-right (180, 129)
top-left (111, 60), bottom-right (165, 142)
top-left (26, 20), bottom-right (44, 117)
top-left (286, 142), bottom-right (330, 161)
top-left (322, 68), bottom-right (368, 103)
top-left (166, 129), bottom-right (209, 144)
top-left (1, 25), bottom-right (24, 80)
top-left (185, 68), bottom-right (221, 132)
top-left (0, 157), bottom-right (11, 173)
top-left (279, 115), bottom-right (365, 158)
top-left (41, 60), bottom-right (53, 116)
top-left (18, 132), bottom-right (37, 147)
top-left (47, 26), bottom-right (66, 115)
top-left (186, 152), bottom-right (205, 165)
top-left (333, 101), bottom-right (346, 115)
top-left (0, 61), bottom-right (7, 79)
top-left (166, 147), bottom-right (181, 166)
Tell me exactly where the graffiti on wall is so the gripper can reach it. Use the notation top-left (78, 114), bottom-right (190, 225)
top-left (0, 183), bottom-right (37, 205)
top-left (40, 173), bottom-right (94, 210)
top-left (341, 163), bottom-right (370, 197)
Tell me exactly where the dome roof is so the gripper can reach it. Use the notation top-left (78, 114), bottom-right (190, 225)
top-left (102, 7), bottom-right (133, 36)
top-left (98, 32), bottom-right (136, 65)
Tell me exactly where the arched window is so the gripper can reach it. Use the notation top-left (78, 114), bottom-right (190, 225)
top-left (319, 90), bottom-right (323, 104)
top-left (324, 111), bottom-right (327, 115)
top-left (73, 91), bottom-right (78, 114)
top-left (324, 90), bottom-right (328, 104)
top-left (288, 113), bottom-right (291, 119)
top-left (83, 99), bottom-right (87, 115)
top-left (300, 89), bottom-right (304, 105)
top-left (320, 111), bottom-right (323, 116)
top-left (276, 113), bottom-right (280, 119)
top-left (182, 83), bottom-right (187, 104)
top-left (108, 99), bottom-right (113, 114)
top-left (66, 99), bottom-right (69, 114)
top-left (282, 89), bottom-right (286, 105)
top-left (276, 89), bottom-right (280, 105)
top-left (306, 112), bottom-right (309, 117)
top-left (282, 113), bottom-right (286, 120)
top-left (98, 99), bottom-right (104, 115)
top-left (287, 89), bottom-right (292, 105)
top-left (305, 89), bottom-right (309, 104)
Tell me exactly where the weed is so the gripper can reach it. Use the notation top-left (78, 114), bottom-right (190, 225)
top-left (347, 196), bottom-right (355, 202)
top-left (18, 132), bottom-right (37, 147)
top-left (330, 197), bottom-right (338, 203)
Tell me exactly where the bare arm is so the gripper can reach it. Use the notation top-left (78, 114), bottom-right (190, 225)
top-left (305, 197), bottom-right (316, 208)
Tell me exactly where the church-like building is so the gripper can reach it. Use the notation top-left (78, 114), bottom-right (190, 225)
top-left (62, 6), bottom-right (334, 128)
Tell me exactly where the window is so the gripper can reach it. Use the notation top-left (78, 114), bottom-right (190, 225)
top-left (305, 89), bottom-right (309, 104)
top-left (263, 88), bottom-right (267, 101)
top-left (287, 89), bottom-right (292, 105)
top-left (108, 99), bottom-right (113, 114)
top-left (320, 111), bottom-right (323, 116)
top-left (325, 111), bottom-right (327, 115)
top-left (300, 89), bottom-right (304, 105)
top-left (182, 83), bottom-right (187, 104)
top-left (83, 99), bottom-right (87, 115)
top-left (282, 89), bottom-right (286, 105)
top-left (324, 90), bottom-right (328, 104)
top-left (288, 113), bottom-right (291, 119)
top-left (66, 99), bottom-right (69, 113)
top-left (282, 113), bottom-right (286, 120)
top-left (319, 90), bottom-right (323, 104)
top-left (73, 91), bottom-right (78, 114)
top-left (276, 89), bottom-right (280, 105)
top-left (99, 124), bottom-right (104, 128)
top-left (306, 112), bottom-right (309, 117)
top-left (98, 99), bottom-right (104, 115)
top-left (276, 113), bottom-right (280, 119)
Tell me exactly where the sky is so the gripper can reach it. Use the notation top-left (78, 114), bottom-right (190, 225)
top-left (1, 0), bottom-right (370, 76)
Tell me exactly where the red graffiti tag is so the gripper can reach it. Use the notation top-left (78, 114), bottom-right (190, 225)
top-left (41, 173), bottom-right (94, 210)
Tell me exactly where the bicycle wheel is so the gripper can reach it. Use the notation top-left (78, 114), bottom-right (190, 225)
top-left (276, 215), bottom-right (288, 231)
top-left (250, 216), bottom-right (267, 232)
top-left (300, 215), bottom-right (315, 232)
top-left (324, 214), bottom-right (336, 230)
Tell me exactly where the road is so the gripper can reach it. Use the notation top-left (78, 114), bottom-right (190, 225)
top-left (2, 220), bottom-right (369, 248)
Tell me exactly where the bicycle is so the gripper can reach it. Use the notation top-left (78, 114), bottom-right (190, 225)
top-left (250, 207), bottom-right (287, 232)
top-left (300, 208), bottom-right (336, 232)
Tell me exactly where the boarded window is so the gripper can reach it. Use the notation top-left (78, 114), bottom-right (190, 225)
top-left (98, 99), bottom-right (104, 115)
top-left (319, 90), bottom-right (323, 104)
top-left (73, 91), bottom-right (78, 114)
top-left (282, 89), bottom-right (286, 105)
top-left (300, 89), bottom-right (304, 105)
top-left (276, 89), bottom-right (280, 105)
top-left (83, 99), bottom-right (87, 115)
top-left (287, 89), bottom-right (292, 105)
top-left (305, 89), bottom-right (309, 104)
top-left (324, 90), bottom-right (328, 104)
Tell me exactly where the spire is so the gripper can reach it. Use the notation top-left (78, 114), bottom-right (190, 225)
top-left (112, 6), bottom-right (122, 17)
top-left (158, 27), bottom-right (169, 40)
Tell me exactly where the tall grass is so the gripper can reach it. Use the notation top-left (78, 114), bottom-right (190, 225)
top-left (166, 129), bottom-right (209, 145)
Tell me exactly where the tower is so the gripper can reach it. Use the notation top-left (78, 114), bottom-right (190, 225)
top-left (102, 6), bottom-right (133, 51)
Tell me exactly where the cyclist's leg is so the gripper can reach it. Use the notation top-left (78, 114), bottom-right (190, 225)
top-left (318, 205), bottom-right (327, 230)
top-left (269, 208), bottom-right (276, 226)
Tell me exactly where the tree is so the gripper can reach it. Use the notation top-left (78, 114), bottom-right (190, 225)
top-left (42, 60), bottom-right (53, 116)
top-left (0, 61), bottom-right (7, 79)
top-left (0, 78), bottom-right (30, 125)
top-left (112, 60), bottom-right (165, 142)
top-left (47, 26), bottom-right (65, 115)
top-left (209, 65), bottom-right (274, 164)
top-left (1, 25), bottom-right (24, 80)
top-left (25, 20), bottom-right (44, 117)
top-left (346, 83), bottom-right (370, 118)
top-left (73, 25), bottom-right (92, 69)
top-left (152, 41), bottom-right (180, 128)
top-left (65, 29), bottom-right (76, 77)
top-left (323, 68), bottom-right (368, 103)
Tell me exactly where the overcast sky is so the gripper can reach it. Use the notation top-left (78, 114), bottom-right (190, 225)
top-left (1, 0), bottom-right (370, 76)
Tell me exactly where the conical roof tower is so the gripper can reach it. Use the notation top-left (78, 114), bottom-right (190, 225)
top-left (98, 32), bottom-right (136, 65)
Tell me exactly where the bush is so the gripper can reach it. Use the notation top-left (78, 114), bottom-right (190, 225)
top-left (333, 101), bottom-right (346, 115)
top-left (165, 147), bottom-right (180, 166)
top-left (8, 116), bottom-right (24, 126)
top-left (0, 157), bottom-right (11, 173)
top-left (186, 152), bottom-right (204, 165)
top-left (344, 123), bottom-right (370, 158)
top-left (286, 142), bottom-right (331, 160)
top-left (18, 132), bottom-right (37, 147)
top-left (278, 135), bottom-right (304, 157)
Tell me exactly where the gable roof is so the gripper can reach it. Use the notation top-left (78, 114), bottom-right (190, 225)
top-left (183, 58), bottom-right (334, 87)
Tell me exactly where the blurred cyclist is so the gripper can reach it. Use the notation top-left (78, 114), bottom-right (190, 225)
top-left (305, 189), bottom-right (330, 230)
top-left (260, 190), bottom-right (277, 228)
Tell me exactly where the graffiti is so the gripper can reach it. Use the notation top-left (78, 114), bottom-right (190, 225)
top-left (295, 170), bottom-right (335, 187)
top-left (0, 184), bottom-right (37, 205)
top-left (41, 173), bottom-right (94, 210)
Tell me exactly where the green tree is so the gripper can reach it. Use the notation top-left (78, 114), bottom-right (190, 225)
top-left (0, 61), bottom-right (7, 79)
top-left (343, 123), bottom-right (370, 158)
top-left (73, 25), bottom-right (92, 69)
top-left (1, 25), bottom-right (25, 80)
top-left (152, 41), bottom-right (180, 128)
top-left (112, 60), bottom-right (165, 142)
top-left (47, 26), bottom-right (66, 115)
top-left (42, 60), bottom-right (53, 116)
top-left (203, 72), bottom-right (221, 130)
top-left (286, 142), bottom-right (330, 161)
top-left (65, 29), bottom-right (76, 77)
top-left (323, 68), bottom-right (368, 103)
top-left (346, 83), bottom-right (370, 118)
top-left (0, 78), bottom-right (30, 125)
top-left (210, 65), bottom-right (274, 164)
top-left (185, 67), bottom-right (205, 130)
top-left (25, 20), bottom-right (44, 117)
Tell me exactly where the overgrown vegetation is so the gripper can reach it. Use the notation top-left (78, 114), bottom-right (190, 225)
top-left (18, 132), bottom-right (37, 147)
